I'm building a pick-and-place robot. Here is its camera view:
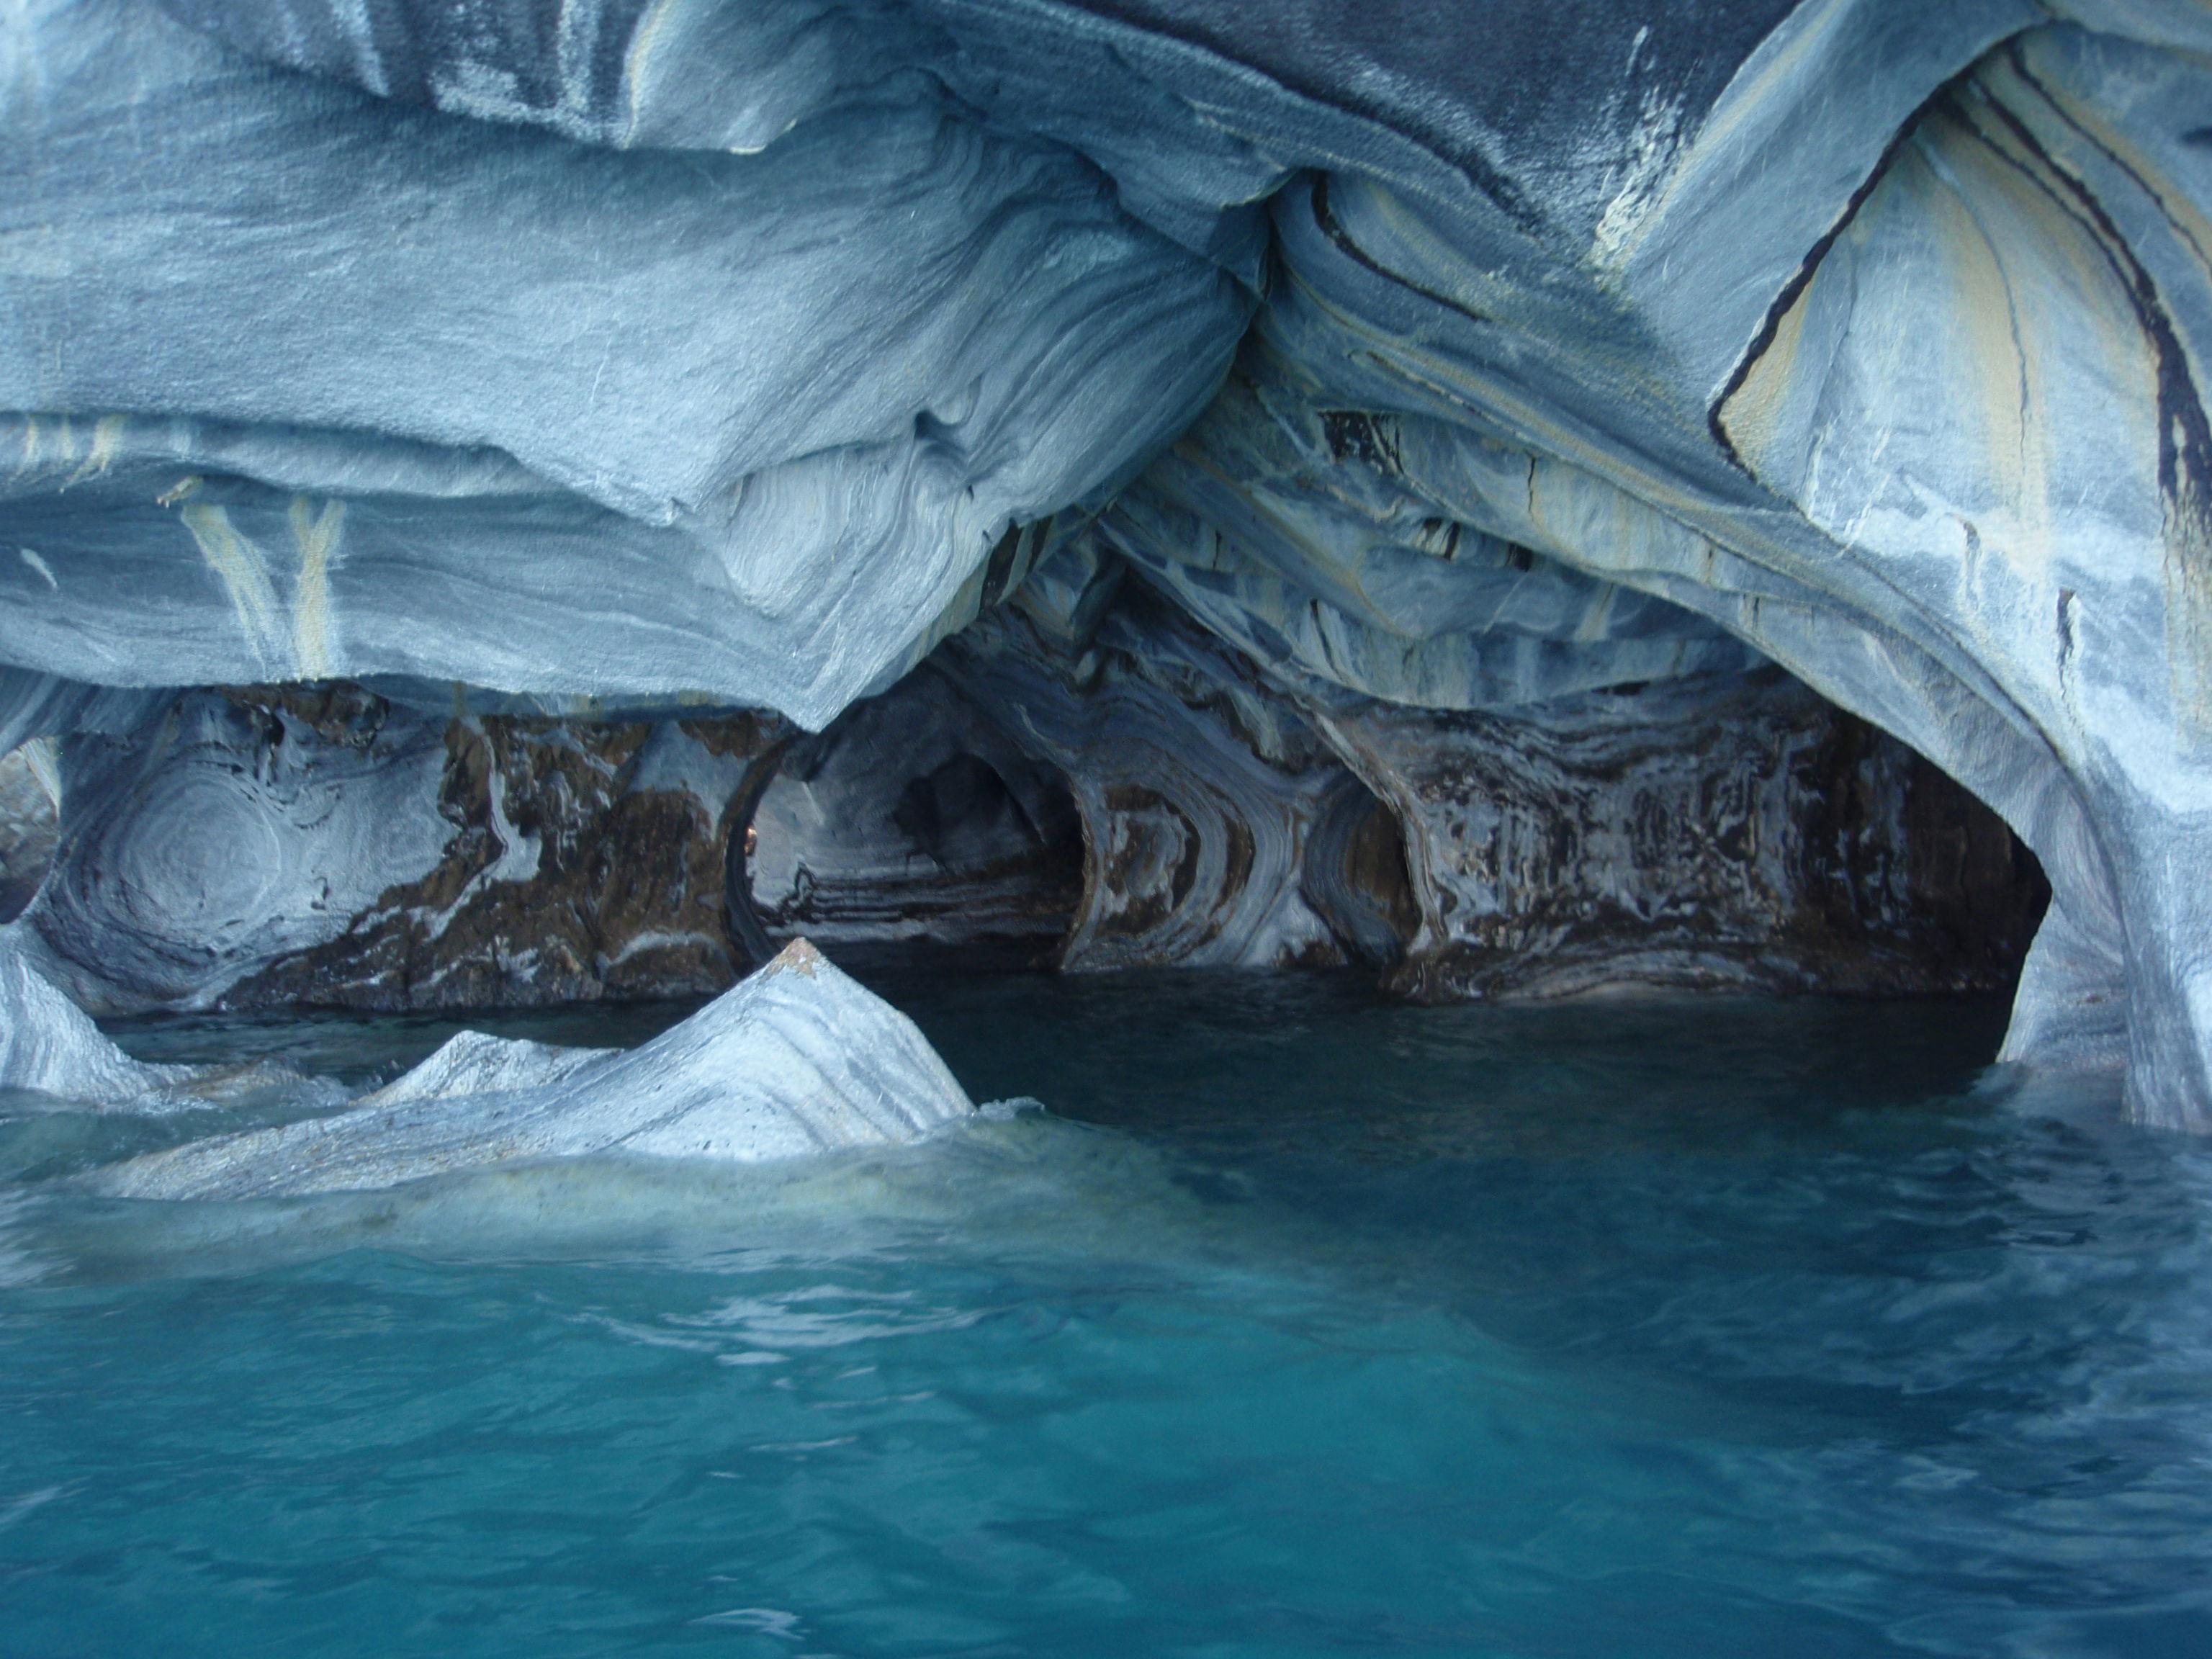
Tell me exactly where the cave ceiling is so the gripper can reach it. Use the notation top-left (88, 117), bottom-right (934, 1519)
top-left (4, 0), bottom-right (2212, 1125)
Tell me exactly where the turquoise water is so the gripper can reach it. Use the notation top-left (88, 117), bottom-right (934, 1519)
top-left (2, 972), bottom-right (2208, 1657)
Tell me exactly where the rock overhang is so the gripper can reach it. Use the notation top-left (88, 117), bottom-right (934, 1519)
top-left (1, 0), bottom-right (2207, 1123)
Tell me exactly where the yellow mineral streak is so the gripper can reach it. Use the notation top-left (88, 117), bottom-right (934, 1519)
top-left (1925, 145), bottom-right (2036, 538)
top-left (180, 502), bottom-right (285, 663)
top-left (60, 413), bottom-right (125, 489)
top-left (1716, 274), bottom-right (1810, 473)
top-left (621, 0), bottom-right (683, 147)
top-left (11, 413), bottom-right (42, 480)
top-left (289, 495), bottom-right (346, 677)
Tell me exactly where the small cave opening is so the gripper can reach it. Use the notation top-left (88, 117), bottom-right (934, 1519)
top-left (1298, 778), bottom-right (1423, 968)
top-left (1789, 706), bottom-right (2051, 997)
top-left (732, 669), bottom-right (1087, 973)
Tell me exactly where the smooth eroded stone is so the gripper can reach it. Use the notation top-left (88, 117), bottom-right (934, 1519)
top-left (354, 1031), bottom-right (618, 1108)
top-left (0, 928), bottom-right (173, 1103)
top-left (89, 940), bottom-right (975, 1199)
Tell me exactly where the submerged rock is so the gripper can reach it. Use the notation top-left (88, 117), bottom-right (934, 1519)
top-left (89, 941), bottom-right (975, 1200)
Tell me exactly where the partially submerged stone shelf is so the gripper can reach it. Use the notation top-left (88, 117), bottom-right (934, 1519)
top-left (83, 940), bottom-right (975, 1201)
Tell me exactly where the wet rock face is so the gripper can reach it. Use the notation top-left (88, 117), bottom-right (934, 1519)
top-left (8, 638), bottom-right (2046, 1017)
top-left (1321, 673), bottom-right (2048, 1001)
top-left (234, 703), bottom-right (784, 1010)
top-left (29, 686), bottom-right (783, 1012)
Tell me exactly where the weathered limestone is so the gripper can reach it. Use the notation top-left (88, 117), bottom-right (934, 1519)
top-left (1213, 18), bottom-right (2212, 1123)
top-left (89, 941), bottom-right (975, 1199)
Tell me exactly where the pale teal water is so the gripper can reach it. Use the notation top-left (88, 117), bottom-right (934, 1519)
top-left (1, 973), bottom-right (2208, 1657)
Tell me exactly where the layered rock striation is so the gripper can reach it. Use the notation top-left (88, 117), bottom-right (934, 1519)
top-left (3, 1), bottom-right (2206, 1120)
top-left (90, 940), bottom-right (976, 1199)
top-left (19, 683), bottom-right (784, 1012)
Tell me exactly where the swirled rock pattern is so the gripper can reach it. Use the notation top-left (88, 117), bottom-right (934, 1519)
top-left (25, 685), bottom-right (785, 1012)
top-left (5, 1), bottom-right (2211, 1122)
top-left (31, 688), bottom-right (456, 1011)
top-left (90, 940), bottom-right (976, 1199)
top-left (229, 701), bottom-right (788, 1010)
top-left (745, 667), bottom-right (1084, 959)
top-left (943, 587), bottom-right (1403, 971)
top-left (1316, 672), bottom-right (2048, 1002)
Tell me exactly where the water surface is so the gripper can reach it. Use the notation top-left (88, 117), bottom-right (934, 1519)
top-left (1, 972), bottom-right (2205, 1657)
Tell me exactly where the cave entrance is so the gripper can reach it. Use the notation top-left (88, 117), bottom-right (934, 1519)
top-left (732, 669), bottom-right (1085, 972)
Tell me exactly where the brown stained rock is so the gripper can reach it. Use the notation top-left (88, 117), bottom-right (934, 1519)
top-left (1319, 674), bottom-right (2049, 1002)
top-left (229, 703), bottom-right (787, 1011)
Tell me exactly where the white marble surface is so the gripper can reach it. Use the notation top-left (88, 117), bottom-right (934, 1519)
top-left (9, 0), bottom-right (2212, 1122)
top-left (90, 941), bottom-right (976, 1200)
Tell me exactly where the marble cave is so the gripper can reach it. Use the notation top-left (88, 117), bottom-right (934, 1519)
top-left (6, 4), bottom-right (2212, 1650)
